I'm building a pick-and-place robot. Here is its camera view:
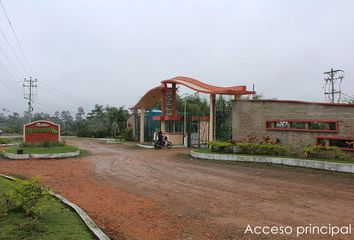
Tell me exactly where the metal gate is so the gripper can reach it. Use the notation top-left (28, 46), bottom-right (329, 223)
top-left (187, 115), bottom-right (209, 148)
top-left (215, 97), bottom-right (232, 141)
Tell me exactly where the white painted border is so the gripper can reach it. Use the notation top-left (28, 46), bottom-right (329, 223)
top-left (191, 151), bottom-right (354, 174)
top-left (0, 174), bottom-right (110, 240)
top-left (2, 150), bottom-right (80, 160)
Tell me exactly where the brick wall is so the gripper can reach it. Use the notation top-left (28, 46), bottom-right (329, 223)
top-left (232, 100), bottom-right (354, 149)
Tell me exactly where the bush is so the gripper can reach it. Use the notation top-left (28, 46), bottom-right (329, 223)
top-left (209, 140), bottom-right (232, 153)
top-left (2, 178), bottom-right (48, 218)
top-left (0, 138), bottom-right (10, 144)
top-left (303, 146), bottom-right (352, 161)
top-left (23, 141), bottom-right (65, 148)
top-left (236, 143), bottom-right (290, 156)
top-left (122, 128), bottom-right (133, 141)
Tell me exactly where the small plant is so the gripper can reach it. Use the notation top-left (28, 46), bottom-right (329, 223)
top-left (303, 145), bottom-right (352, 161)
top-left (23, 141), bottom-right (65, 148)
top-left (3, 178), bottom-right (49, 218)
top-left (236, 142), bottom-right (290, 156)
top-left (122, 128), bottom-right (133, 141)
top-left (0, 138), bottom-right (10, 144)
top-left (21, 218), bottom-right (43, 234)
top-left (209, 140), bottom-right (232, 153)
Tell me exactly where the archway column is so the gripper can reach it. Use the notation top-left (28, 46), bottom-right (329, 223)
top-left (161, 120), bottom-right (166, 132)
top-left (209, 94), bottom-right (215, 142)
top-left (140, 108), bottom-right (145, 143)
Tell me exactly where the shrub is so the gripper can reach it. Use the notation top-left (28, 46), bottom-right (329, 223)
top-left (236, 143), bottom-right (290, 156)
top-left (122, 128), bottom-right (133, 141)
top-left (303, 146), bottom-right (352, 161)
top-left (0, 138), bottom-right (10, 144)
top-left (23, 141), bottom-right (65, 148)
top-left (3, 178), bottom-right (48, 218)
top-left (209, 140), bottom-right (232, 153)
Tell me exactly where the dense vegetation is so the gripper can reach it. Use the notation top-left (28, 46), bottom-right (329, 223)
top-left (0, 105), bottom-right (129, 138)
top-left (208, 140), bottom-right (354, 163)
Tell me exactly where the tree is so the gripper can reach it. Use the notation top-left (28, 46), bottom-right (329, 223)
top-left (105, 106), bottom-right (129, 137)
top-left (75, 107), bottom-right (85, 121)
top-left (60, 110), bottom-right (74, 135)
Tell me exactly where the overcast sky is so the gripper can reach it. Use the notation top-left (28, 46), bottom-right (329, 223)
top-left (0, 0), bottom-right (353, 115)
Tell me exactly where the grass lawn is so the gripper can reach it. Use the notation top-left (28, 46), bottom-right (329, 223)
top-left (4, 145), bottom-right (78, 154)
top-left (0, 177), bottom-right (94, 240)
top-left (0, 137), bottom-right (22, 145)
top-left (193, 148), bottom-right (354, 164)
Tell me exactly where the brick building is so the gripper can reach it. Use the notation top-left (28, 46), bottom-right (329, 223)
top-left (232, 100), bottom-right (354, 151)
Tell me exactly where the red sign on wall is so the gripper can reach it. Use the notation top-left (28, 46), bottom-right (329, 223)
top-left (24, 120), bottom-right (60, 143)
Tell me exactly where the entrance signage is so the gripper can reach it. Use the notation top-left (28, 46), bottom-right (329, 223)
top-left (24, 120), bottom-right (60, 142)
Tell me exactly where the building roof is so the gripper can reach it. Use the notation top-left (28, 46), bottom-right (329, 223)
top-left (131, 86), bottom-right (163, 110)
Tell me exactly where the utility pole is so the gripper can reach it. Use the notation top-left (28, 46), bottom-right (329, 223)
top-left (324, 68), bottom-right (343, 103)
top-left (23, 77), bottom-right (37, 122)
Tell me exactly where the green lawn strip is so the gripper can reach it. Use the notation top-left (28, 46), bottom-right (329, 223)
top-left (4, 145), bottom-right (78, 154)
top-left (0, 177), bottom-right (94, 240)
top-left (193, 148), bottom-right (354, 164)
top-left (0, 137), bottom-right (22, 144)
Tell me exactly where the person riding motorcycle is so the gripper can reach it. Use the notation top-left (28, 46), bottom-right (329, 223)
top-left (157, 131), bottom-right (165, 146)
top-left (154, 131), bottom-right (172, 149)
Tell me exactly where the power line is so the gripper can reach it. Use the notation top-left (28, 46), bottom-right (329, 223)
top-left (0, 72), bottom-right (25, 102)
top-left (40, 81), bottom-right (91, 107)
top-left (0, 43), bottom-right (24, 81)
top-left (341, 92), bottom-right (354, 100)
top-left (35, 101), bottom-right (61, 113)
top-left (0, 58), bottom-right (21, 84)
top-left (0, 25), bottom-right (29, 75)
top-left (0, 0), bottom-right (34, 77)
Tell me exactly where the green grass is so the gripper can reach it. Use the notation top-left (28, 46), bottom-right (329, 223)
top-left (0, 177), bottom-right (94, 240)
top-left (0, 137), bottom-right (22, 145)
top-left (193, 148), bottom-right (354, 164)
top-left (5, 145), bottom-right (78, 154)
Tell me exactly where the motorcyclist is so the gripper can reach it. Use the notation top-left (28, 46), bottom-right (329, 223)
top-left (157, 131), bottom-right (164, 145)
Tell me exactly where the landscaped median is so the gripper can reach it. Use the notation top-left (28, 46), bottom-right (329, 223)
top-left (191, 149), bottom-right (354, 174)
top-left (2, 141), bottom-right (80, 160)
top-left (0, 175), bottom-right (96, 240)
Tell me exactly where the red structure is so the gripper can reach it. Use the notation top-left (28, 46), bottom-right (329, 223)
top-left (24, 120), bottom-right (60, 143)
top-left (131, 76), bottom-right (255, 144)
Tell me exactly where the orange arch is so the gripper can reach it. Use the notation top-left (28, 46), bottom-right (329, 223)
top-left (131, 76), bottom-right (255, 109)
top-left (161, 76), bottom-right (255, 95)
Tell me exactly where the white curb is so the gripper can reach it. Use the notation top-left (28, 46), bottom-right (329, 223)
top-left (0, 174), bottom-right (110, 240)
top-left (2, 150), bottom-right (80, 160)
top-left (191, 151), bottom-right (354, 174)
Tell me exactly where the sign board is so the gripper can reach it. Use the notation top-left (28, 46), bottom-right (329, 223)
top-left (23, 120), bottom-right (60, 143)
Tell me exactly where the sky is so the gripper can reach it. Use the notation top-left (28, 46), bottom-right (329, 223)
top-left (0, 0), bottom-right (353, 115)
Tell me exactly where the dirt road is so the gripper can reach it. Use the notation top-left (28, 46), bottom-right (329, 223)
top-left (1, 139), bottom-right (353, 240)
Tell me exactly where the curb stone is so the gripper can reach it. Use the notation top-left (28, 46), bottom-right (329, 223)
top-left (2, 150), bottom-right (80, 160)
top-left (0, 174), bottom-right (110, 240)
top-left (191, 151), bottom-right (354, 174)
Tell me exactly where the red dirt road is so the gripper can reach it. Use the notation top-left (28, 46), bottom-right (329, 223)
top-left (1, 139), bottom-right (354, 240)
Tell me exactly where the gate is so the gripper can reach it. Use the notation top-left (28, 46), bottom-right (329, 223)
top-left (187, 115), bottom-right (209, 148)
top-left (215, 96), bottom-right (232, 141)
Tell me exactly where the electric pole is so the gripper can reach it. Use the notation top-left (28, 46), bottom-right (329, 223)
top-left (324, 68), bottom-right (343, 103)
top-left (23, 77), bottom-right (37, 122)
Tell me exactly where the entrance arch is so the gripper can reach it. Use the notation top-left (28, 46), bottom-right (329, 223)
top-left (131, 76), bottom-right (255, 144)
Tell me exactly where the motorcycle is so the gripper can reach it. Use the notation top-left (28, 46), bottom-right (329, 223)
top-left (154, 136), bottom-right (172, 149)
